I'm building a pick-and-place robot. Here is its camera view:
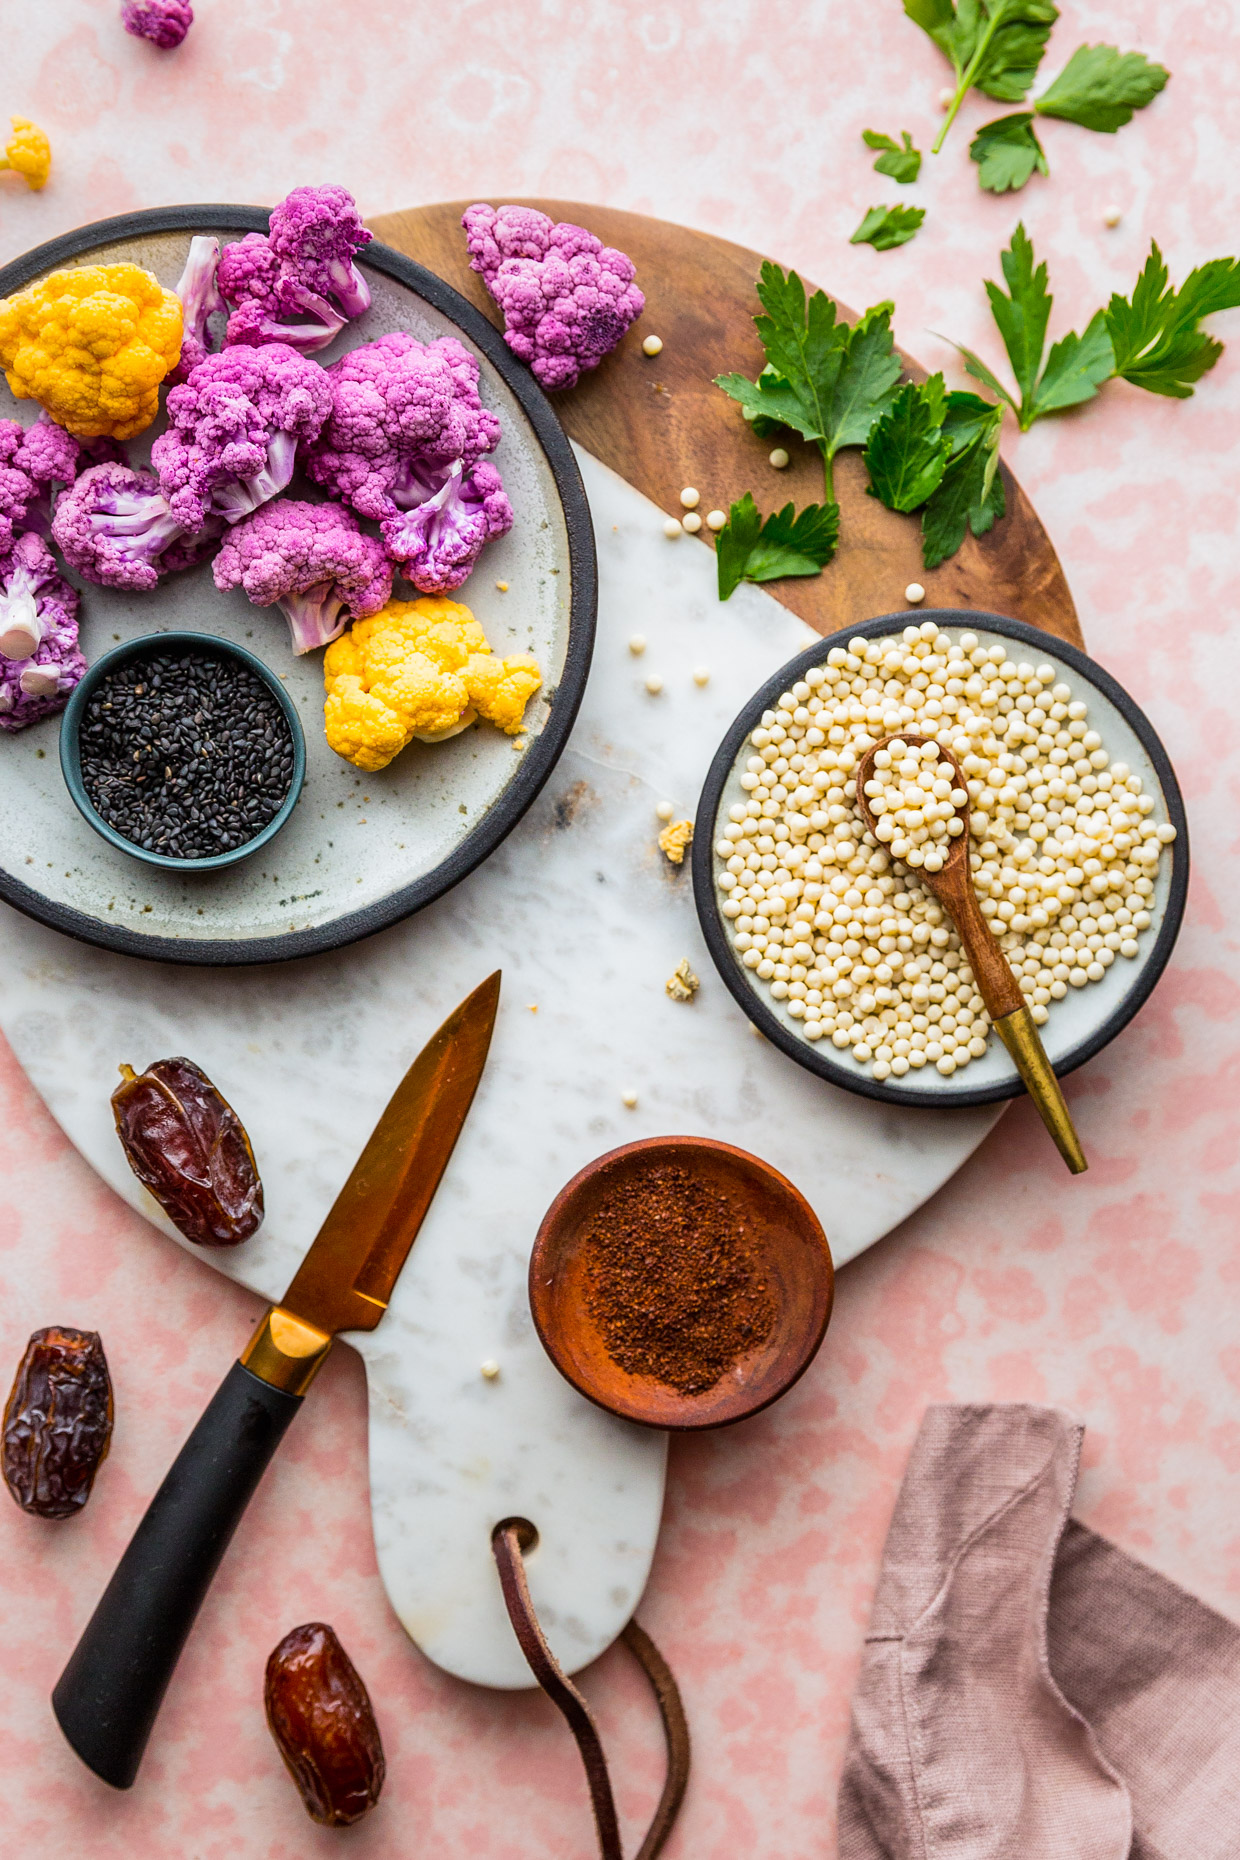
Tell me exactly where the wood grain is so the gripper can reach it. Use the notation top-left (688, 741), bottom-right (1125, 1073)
top-left (369, 200), bottom-right (1082, 649)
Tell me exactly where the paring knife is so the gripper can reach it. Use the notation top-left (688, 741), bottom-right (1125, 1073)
top-left (53, 971), bottom-right (501, 1791)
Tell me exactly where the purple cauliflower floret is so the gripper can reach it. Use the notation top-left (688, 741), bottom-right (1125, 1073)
top-left (213, 499), bottom-right (392, 654)
top-left (0, 414), bottom-right (81, 551)
top-left (218, 185), bottom-right (372, 354)
top-left (121, 0), bottom-right (193, 49)
top-left (216, 231), bottom-right (282, 309)
top-left (168, 235), bottom-right (228, 384)
top-left (152, 343), bottom-right (332, 532)
top-left (462, 204), bottom-right (644, 392)
top-left (382, 460), bottom-right (513, 595)
top-left (0, 534), bottom-right (85, 730)
top-left (218, 234), bottom-right (345, 356)
top-left (52, 461), bottom-right (216, 593)
top-left (268, 185), bottom-right (373, 318)
top-left (304, 331), bottom-right (500, 523)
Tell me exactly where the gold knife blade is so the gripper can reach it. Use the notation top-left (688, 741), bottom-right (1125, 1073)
top-left (240, 970), bottom-right (501, 1396)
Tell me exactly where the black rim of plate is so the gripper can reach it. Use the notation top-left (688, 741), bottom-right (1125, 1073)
top-left (692, 609), bottom-right (1190, 1109)
top-left (0, 205), bottom-right (598, 966)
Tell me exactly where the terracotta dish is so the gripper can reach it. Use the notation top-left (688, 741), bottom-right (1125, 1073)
top-left (529, 1136), bottom-right (833, 1431)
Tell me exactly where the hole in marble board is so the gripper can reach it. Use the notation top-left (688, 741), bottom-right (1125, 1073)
top-left (493, 1515), bottom-right (540, 1554)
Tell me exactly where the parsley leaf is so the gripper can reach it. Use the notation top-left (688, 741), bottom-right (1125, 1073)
top-left (864, 379), bottom-right (951, 512)
top-left (971, 0), bottom-right (1060, 104)
top-left (985, 221), bottom-right (1052, 406)
top-left (921, 410), bottom-right (1006, 568)
top-left (1035, 44), bottom-right (1169, 132)
top-left (1106, 243), bottom-right (1240, 397)
top-left (970, 113), bottom-right (1048, 192)
top-left (905, 0), bottom-right (1059, 154)
top-left (1029, 311), bottom-right (1114, 416)
top-left (851, 204), bottom-right (925, 251)
top-left (715, 264), bottom-right (902, 500)
top-left (863, 129), bottom-right (923, 183)
top-left (945, 223), bottom-right (1114, 428)
top-left (941, 388), bottom-right (1005, 458)
top-left (715, 495), bottom-right (840, 601)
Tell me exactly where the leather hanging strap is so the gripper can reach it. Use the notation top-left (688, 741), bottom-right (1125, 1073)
top-left (620, 1618), bottom-right (691, 1860)
top-left (492, 1522), bottom-right (690, 1859)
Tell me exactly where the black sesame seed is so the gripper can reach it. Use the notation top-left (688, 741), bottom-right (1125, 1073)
top-left (79, 650), bottom-right (295, 861)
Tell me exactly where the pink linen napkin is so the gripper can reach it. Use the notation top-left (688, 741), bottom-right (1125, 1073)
top-left (838, 1403), bottom-right (1240, 1860)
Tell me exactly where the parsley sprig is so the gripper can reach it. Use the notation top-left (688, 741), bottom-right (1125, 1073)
top-left (970, 46), bottom-right (1169, 192)
top-left (715, 496), bottom-right (840, 601)
top-left (904, 1), bottom-right (1169, 189)
top-left (714, 262), bottom-right (903, 507)
top-left (947, 224), bottom-right (1240, 428)
top-left (904, 0), bottom-right (1060, 154)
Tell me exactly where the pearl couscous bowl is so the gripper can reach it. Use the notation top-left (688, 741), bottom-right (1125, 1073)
top-left (693, 611), bottom-right (1188, 1108)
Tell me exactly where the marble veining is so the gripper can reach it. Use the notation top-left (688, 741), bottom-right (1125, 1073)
top-left (0, 449), bottom-right (999, 1687)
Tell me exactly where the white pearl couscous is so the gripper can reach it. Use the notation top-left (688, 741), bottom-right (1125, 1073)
top-left (715, 623), bottom-right (1175, 1082)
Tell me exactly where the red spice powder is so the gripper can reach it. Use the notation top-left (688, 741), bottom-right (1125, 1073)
top-left (582, 1162), bottom-right (776, 1395)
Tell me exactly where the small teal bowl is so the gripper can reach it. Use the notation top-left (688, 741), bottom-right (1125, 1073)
top-left (60, 632), bottom-right (306, 872)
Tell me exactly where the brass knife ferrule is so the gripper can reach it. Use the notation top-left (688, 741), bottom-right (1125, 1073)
top-left (993, 1004), bottom-right (1088, 1176)
top-left (241, 1306), bottom-right (334, 1397)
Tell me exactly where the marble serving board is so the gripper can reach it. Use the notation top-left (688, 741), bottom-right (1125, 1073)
top-left (0, 451), bottom-right (1001, 1689)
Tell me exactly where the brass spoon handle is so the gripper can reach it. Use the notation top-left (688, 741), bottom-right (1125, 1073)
top-left (992, 1005), bottom-right (1088, 1175)
top-left (933, 860), bottom-right (1086, 1174)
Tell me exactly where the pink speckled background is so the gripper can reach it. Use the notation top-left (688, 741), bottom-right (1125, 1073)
top-left (2, 1), bottom-right (1239, 1853)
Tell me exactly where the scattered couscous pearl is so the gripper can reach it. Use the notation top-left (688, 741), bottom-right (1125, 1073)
top-left (656, 800), bottom-right (675, 821)
top-left (496, 580), bottom-right (509, 592)
top-left (680, 486), bottom-right (701, 509)
top-left (480, 1360), bottom-right (500, 1380)
top-left (693, 666), bottom-right (711, 686)
top-left (905, 582), bottom-right (926, 604)
top-left (1104, 206), bottom-right (1122, 228)
top-left (642, 334), bottom-right (664, 356)
top-left (646, 672), bottom-right (664, 695)
top-left (528, 1004), bottom-right (538, 1013)
top-left (629, 633), bottom-right (647, 655)
top-left (682, 511), bottom-right (703, 533)
top-left (663, 517), bottom-right (683, 539)
top-left (706, 509), bottom-right (727, 531)
top-left (621, 1088), bottom-right (639, 1108)
top-left (769, 447), bottom-right (790, 469)
top-left (717, 625), bottom-right (1174, 1082)
top-left (939, 86), bottom-right (955, 109)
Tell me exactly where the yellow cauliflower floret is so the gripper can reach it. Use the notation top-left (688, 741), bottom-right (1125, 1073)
top-left (0, 262), bottom-right (183, 439)
top-left (1, 117), bottom-right (51, 191)
top-left (467, 652), bottom-right (545, 734)
top-left (323, 596), bottom-right (543, 772)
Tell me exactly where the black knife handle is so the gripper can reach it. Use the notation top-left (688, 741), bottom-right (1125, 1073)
top-left (52, 1360), bottom-right (302, 1789)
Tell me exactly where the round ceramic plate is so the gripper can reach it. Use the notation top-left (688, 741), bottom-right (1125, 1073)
top-left (692, 610), bottom-right (1189, 1108)
top-left (0, 206), bottom-right (596, 965)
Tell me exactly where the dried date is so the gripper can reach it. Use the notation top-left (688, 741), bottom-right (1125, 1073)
top-left (111, 1056), bottom-right (263, 1248)
top-left (2, 1328), bottom-right (113, 1519)
top-left (265, 1622), bottom-right (385, 1826)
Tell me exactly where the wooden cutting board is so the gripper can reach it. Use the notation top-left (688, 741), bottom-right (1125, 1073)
top-left (369, 199), bottom-right (1082, 649)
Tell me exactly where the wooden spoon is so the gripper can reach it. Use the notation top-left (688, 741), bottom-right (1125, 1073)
top-left (855, 733), bottom-right (1087, 1175)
